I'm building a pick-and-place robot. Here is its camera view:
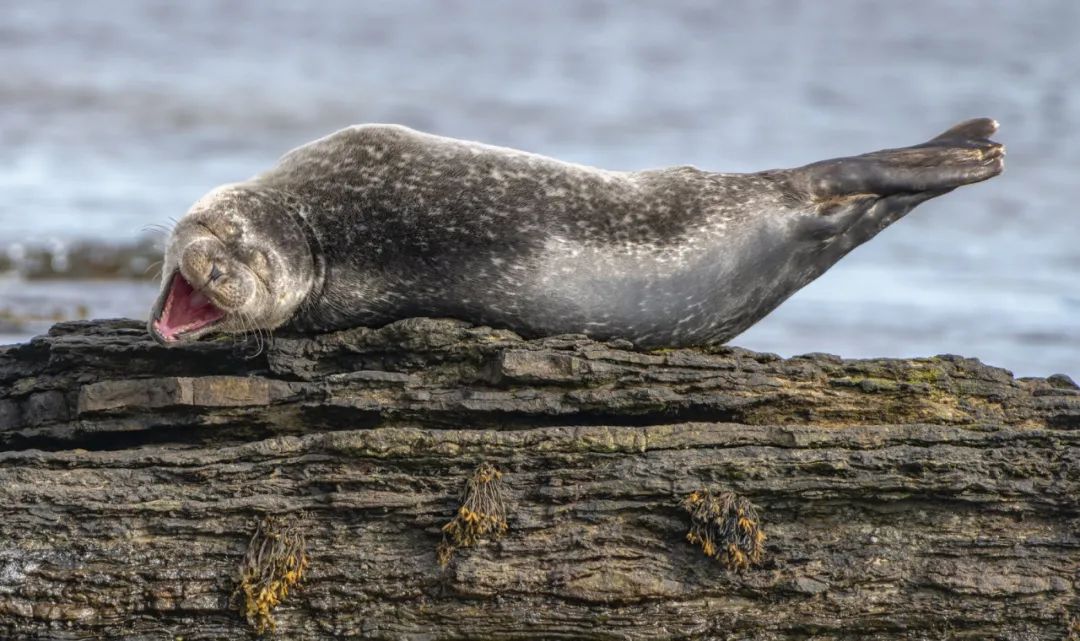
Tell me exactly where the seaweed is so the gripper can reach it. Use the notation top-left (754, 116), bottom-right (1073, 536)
top-left (233, 512), bottom-right (310, 634)
top-left (680, 489), bottom-right (766, 571)
top-left (437, 462), bottom-right (509, 567)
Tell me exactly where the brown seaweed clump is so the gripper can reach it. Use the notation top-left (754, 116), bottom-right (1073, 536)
top-left (437, 462), bottom-right (509, 567)
top-left (234, 513), bottom-right (311, 634)
top-left (680, 489), bottom-right (766, 571)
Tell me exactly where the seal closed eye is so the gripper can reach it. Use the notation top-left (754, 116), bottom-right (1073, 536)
top-left (148, 118), bottom-right (1004, 348)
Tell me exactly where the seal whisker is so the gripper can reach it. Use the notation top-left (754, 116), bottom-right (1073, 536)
top-left (227, 315), bottom-right (245, 347)
top-left (140, 223), bottom-right (173, 238)
top-left (241, 311), bottom-right (266, 359)
top-left (250, 313), bottom-right (272, 358)
top-left (143, 260), bottom-right (163, 279)
top-left (231, 311), bottom-right (254, 351)
top-left (261, 325), bottom-right (275, 356)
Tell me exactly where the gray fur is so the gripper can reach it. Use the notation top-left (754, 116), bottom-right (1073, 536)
top-left (150, 119), bottom-right (1004, 347)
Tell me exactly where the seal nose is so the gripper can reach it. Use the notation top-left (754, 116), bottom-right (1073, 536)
top-left (208, 264), bottom-right (223, 283)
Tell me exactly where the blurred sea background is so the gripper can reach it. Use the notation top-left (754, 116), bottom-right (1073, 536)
top-left (1, 0), bottom-right (1077, 377)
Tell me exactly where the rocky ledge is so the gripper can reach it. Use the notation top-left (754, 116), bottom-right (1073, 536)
top-left (0, 318), bottom-right (1078, 640)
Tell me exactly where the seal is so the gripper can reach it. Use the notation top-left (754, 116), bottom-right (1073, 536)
top-left (148, 118), bottom-right (1004, 348)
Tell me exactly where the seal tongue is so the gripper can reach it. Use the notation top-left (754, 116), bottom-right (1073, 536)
top-left (153, 272), bottom-right (225, 341)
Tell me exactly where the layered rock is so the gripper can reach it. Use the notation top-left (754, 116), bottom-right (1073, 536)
top-left (0, 318), bottom-right (1077, 640)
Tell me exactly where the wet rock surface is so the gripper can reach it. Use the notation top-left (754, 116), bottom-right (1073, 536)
top-left (0, 318), bottom-right (1077, 640)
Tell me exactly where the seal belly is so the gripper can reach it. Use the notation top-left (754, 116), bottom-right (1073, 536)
top-left (511, 218), bottom-right (807, 347)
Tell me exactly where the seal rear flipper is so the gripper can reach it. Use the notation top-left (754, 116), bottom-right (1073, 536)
top-left (798, 118), bottom-right (1004, 200)
top-left (928, 117), bottom-right (1000, 143)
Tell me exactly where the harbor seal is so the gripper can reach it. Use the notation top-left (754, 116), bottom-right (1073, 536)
top-left (148, 118), bottom-right (1004, 348)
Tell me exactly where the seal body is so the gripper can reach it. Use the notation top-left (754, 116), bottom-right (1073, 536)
top-left (149, 119), bottom-right (1004, 347)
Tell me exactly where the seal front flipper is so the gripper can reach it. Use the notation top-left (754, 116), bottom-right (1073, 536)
top-left (798, 117), bottom-right (1004, 200)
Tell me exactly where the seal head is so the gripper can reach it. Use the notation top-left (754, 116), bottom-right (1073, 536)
top-left (148, 186), bottom-right (317, 345)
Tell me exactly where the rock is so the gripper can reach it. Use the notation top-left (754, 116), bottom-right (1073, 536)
top-left (0, 317), bottom-right (1077, 640)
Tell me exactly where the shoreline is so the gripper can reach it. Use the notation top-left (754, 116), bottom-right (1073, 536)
top-left (1, 238), bottom-right (162, 281)
top-left (0, 279), bottom-right (160, 346)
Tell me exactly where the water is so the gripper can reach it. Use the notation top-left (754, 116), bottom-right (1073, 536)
top-left (1, 1), bottom-right (1077, 377)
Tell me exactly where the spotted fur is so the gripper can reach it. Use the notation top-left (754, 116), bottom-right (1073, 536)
top-left (151, 119), bottom-right (1003, 347)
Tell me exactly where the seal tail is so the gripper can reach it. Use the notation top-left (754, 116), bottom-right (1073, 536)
top-left (801, 117), bottom-right (1004, 200)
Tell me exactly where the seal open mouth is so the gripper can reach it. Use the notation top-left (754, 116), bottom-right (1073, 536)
top-left (151, 271), bottom-right (225, 342)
